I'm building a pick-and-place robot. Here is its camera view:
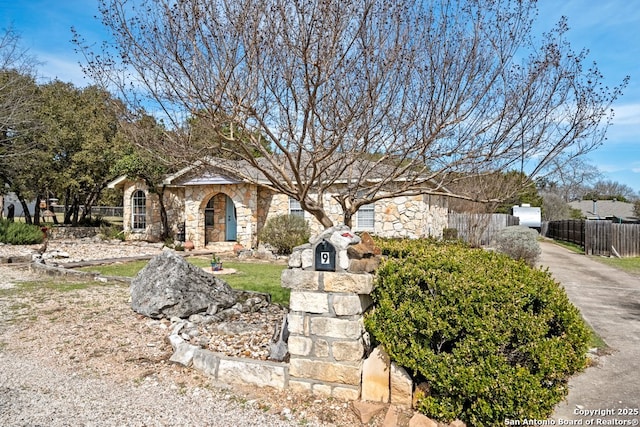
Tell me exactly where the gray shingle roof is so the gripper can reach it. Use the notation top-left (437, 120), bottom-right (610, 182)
top-left (569, 199), bottom-right (636, 219)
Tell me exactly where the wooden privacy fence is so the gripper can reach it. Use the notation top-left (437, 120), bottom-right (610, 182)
top-left (448, 213), bottom-right (519, 247)
top-left (586, 221), bottom-right (640, 257)
top-left (545, 220), bottom-right (585, 247)
top-left (546, 219), bottom-right (640, 257)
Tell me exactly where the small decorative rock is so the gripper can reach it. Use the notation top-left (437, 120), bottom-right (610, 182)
top-left (269, 313), bottom-right (289, 362)
top-left (390, 362), bottom-right (413, 409)
top-left (409, 412), bottom-right (439, 427)
top-left (352, 401), bottom-right (386, 424)
top-left (362, 346), bottom-right (391, 403)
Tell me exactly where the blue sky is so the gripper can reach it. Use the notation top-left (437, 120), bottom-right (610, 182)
top-left (1, 0), bottom-right (638, 194)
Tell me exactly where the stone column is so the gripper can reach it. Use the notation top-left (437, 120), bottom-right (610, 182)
top-left (281, 225), bottom-right (379, 400)
top-left (281, 269), bottom-right (373, 400)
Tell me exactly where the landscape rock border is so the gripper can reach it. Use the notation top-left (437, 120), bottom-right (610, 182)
top-left (4, 239), bottom-right (475, 426)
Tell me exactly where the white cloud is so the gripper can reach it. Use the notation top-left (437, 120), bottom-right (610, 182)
top-left (36, 53), bottom-right (89, 86)
top-left (610, 103), bottom-right (640, 126)
top-left (598, 164), bottom-right (626, 174)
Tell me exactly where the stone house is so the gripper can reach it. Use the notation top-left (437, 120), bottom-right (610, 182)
top-left (108, 159), bottom-right (449, 250)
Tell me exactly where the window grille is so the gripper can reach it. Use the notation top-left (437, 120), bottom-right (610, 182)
top-left (132, 190), bottom-right (146, 230)
top-left (289, 197), bottom-right (304, 218)
top-left (356, 203), bottom-right (375, 230)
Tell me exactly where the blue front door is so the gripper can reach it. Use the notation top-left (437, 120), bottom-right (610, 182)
top-left (225, 195), bottom-right (237, 241)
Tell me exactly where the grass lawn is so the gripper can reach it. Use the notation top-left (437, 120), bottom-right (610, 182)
top-left (587, 323), bottom-right (609, 352)
top-left (79, 257), bottom-right (290, 306)
top-left (591, 256), bottom-right (640, 276)
top-left (551, 239), bottom-right (640, 275)
top-left (551, 240), bottom-right (584, 254)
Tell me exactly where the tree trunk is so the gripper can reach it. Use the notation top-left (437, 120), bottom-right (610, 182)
top-left (343, 210), bottom-right (353, 229)
top-left (300, 195), bottom-right (334, 230)
top-left (33, 194), bottom-right (41, 226)
top-left (80, 184), bottom-right (104, 224)
top-left (157, 186), bottom-right (169, 240)
top-left (303, 203), bottom-right (334, 229)
top-left (63, 189), bottom-right (72, 224)
top-left (16, 192), bottom-right (32, 225)
top-left (80, 202), bottom-right (91, 223)
top-left (72, 199), bottom-right (80, 226)
top-left (65, 196), bottom-right (80, 226)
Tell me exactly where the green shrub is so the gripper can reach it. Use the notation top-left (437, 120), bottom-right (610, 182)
top-left (442, 228), bottom-right (458, 241)
top-left (494, 225), bottom-right (541, 266)
top-left (258, 214), bottom-right (310, 255)
top-left (366, 239), bottom-right (589, 426)
top-left (99, 224), bottom-right (125, 241)
top-left (0, 219), bottom-right (45, 244)
top-left (78, 214), bottom-right (111, 227)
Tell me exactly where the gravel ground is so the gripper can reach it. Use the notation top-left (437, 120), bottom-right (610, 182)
top-left (0, 238), bottom-right (167, 264)
top-left (0, 353), bottom-right (303, 427)
top-left (0, 241), bottom-right (370, 427)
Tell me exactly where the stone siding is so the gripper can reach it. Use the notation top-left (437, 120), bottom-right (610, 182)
top-left (183, 183), bottom-right (258, 249)
top-left (261, 189), bottom-right (448, 241)
top-left (121, 181), bottom-right (185, 242)
top-left (120, 179), bottom-right (449, 248)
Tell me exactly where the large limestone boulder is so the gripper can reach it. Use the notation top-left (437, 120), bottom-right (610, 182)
top-left (131, 251), bottom-right (237, 319)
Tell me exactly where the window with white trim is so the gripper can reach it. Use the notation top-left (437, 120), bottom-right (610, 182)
top-left (131, 190), bottom-right (147, 230)
top-left (289, 197), bottom-right (304, 218)
top-left (356, 203), bottom-right (375, 230)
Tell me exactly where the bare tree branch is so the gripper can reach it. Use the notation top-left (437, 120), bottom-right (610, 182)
top-left (78, 0), bottom-right (627, 227)
top-left (0, 28), bottom-right (41, 158)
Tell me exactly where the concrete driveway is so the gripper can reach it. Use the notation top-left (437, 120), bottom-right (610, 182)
top-left (538, 241), bottom-right (640, 423)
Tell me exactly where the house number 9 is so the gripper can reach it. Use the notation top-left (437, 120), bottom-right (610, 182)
top-left (320, 252), bottom-right (330, 264)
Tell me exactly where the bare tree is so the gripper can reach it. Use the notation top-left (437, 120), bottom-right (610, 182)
top-left (78, 0), bottom-right (627, 228)
top-left (537, 157), bottom-right (602, 201)
top-left (586, 179), bottom-right (638, 202)
top-left (0, 28), bottom-right (41, 156)
top-left (540, 192), bottom-right (574, 221)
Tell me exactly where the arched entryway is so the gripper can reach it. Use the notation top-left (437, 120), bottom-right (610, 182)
top-left (204, 193), bottom-right (237, 245)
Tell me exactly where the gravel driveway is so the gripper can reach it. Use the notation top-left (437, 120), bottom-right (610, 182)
top-left (0, 352), bottom-right (300, 427)
top-left (0, 264), bottom-right (326, 427)
top-left (0, 241), bottom-right (362, 426)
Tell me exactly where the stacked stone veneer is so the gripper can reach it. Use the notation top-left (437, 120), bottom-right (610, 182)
top-left (121, 180), bottom-right (185, 242)
top-left (184, 183), bottom-right (258, 249)
top-left (262, 191), bottom-right (449, 240)
top-left (164, 225), bottom-right (417, 407)
top-left (119, 174), bottom-right (449, 249)
top-left (282, 225), bottom-right (377, 400)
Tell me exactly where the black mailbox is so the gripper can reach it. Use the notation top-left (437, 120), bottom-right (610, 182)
top-left (314, 239), bottom-right (336, 272)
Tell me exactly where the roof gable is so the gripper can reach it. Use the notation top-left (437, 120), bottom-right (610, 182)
top-left (171, 169), bottom-right (242, 186)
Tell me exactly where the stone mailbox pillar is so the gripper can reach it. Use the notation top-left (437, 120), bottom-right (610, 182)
top-left (282, 225), bottom-right (378, 400)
